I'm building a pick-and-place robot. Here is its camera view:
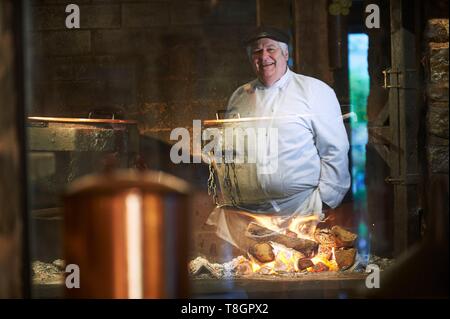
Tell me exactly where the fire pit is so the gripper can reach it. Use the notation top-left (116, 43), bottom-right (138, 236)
top-left (189, 221), bottom-right (360, 276)
top-left (188, 213), bottom-right (394, 298)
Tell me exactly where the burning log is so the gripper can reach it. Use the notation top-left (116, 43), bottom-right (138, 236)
top-left (314, 226), bottom-right (358, 248)
top-left (245, 222), bottom-right (318, 255)
top-left (317, 245), bottom-right (333, 260)
top-left (314, 227), bottom-right (337, 246)
top-left (334, 248), bottom-right (357, 270)
top-left (286, 230), bottom-right (298, 238)
top-left (248, 242), bottom-right (275, 263)
top-left (311, 262), bottom-right (329, 272)
top-left (298, 258), bottom-right (314, 271)
top-left (332, 226), bottom-right (357, 248)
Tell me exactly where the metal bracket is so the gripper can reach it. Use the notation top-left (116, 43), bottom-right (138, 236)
top-left (382, 68), bottom-right (401, 89)
top-left (216, 110), bottom-right (240, 120)
top-left (382, 68), bottom-right (417, 89)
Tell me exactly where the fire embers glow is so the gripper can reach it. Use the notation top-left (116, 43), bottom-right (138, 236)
top-left (245, 216), bottom-right (357, 274)
top-left (248, 242), bottom-right (304, 274)
top-left (188, 215), bottom-right (359, 278)
top-left (247, 241), bottom-right (339, 274)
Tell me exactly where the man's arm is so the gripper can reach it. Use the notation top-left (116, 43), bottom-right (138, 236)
top-left (310, 82), bottom-right (351, 209)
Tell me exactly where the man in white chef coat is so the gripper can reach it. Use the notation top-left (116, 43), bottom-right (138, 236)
top-left (206, 26), bottom-right (350, 247)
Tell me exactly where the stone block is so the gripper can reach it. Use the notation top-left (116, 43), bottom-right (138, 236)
top-left (80, 4), bottom-right (121, 29)
top-left (170, 1), bottom-right (211, 25)
top-left (33, 56), bottom-right (74, 81)
top-left (425, 19), bottom-right (449, 43)
top-left (140, 53), bottom-right (170, 78)
top-left (170, 0), bottom-right (255, 26)
top-left (428, 145), bottom-right (449, 173)
top-left (122, 2), bottom-right (170, 28)
top-left (138, 102), bottom-right (171, 130)
top-left (33, 80), bottom-right (104, 116)
top-left (142, 78), bottom-right (192, 103)
top-left (192, 47), bottom-right (251, 79)
top-left (193, 77), bottom-right (240, 100)
top-left (428, 135), bottom-right (449, 146)
top-left (427, 83), bottom-right (449, 102)
top-left (428, 103), bottom-right (449, 138)
top-left (92, 29), bottom-right (162, 55)
top-left (429, 42), bottom-right (449, 85)
top-left (32, 4), bottom-right (120, 30)
top-left (70, 56), bottom-right (136, 83)
top-left (214, 1), bottom-right (256, 25)
top-left (32, 30), bottom-right (91, 56)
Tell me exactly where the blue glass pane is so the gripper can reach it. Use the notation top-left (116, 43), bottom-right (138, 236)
top-left (348, 33), bottom-right (370, 257)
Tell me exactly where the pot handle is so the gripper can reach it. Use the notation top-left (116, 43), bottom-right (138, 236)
top-left (88, 109), bottom-right (123, 120)
top-left (215, 110), bottom-right (240, 120)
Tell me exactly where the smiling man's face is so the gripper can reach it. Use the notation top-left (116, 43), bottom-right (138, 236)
top-left (250, 38), bottom-right (289, 87)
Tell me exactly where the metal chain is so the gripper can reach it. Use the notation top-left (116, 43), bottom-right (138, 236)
top-left (206, 140), bottom-right (243, 208)
top-left (207, 157), bottom-right (219, 206)
top-left (231, 162), bottom-right (242, 203)
top-left (223, 162), bottom-right (237, 206)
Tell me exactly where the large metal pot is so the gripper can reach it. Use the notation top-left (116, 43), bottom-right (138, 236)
top-left (203, 115), bottom-right (276, 207)
top-left (63, 169), bottom-right (191, 298)
top-left (28, 116), bottom-right (139, 209)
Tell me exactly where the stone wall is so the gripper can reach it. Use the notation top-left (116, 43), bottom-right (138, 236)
top-left (424, 19), bottom-right (449, 175)
top-left (423, 18), bottom-right (449, 248)
top-left (29, 0), bottom-right (256, 144)
top-left (28, 0), bottom-right (258, 264)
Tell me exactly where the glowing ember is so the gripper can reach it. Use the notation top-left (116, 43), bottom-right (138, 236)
top-left (243, 218), bottom-right (353, 274)
top-left (247, 242), bottom-right (339, 274)
top-left (309, 253), bottom-right (338, 272)
top-left (248, 213), bottom-right (320, 241)
top-left (198, 213), bottom-right (357, 275)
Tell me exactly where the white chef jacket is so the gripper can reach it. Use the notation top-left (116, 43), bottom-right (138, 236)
top-left (225, 68), bottom-right (350, 213)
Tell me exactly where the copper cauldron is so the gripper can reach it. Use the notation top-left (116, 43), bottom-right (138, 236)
top-left (63, 169), bottom-right (191, 298)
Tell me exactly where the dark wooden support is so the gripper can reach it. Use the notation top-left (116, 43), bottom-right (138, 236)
top-left (388, 0), bottom-right (422, 256)
top-left (0, 0), bottom-right (30, 298)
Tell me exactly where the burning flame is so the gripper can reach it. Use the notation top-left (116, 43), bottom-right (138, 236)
top-left (308, 247), bottom-right (338, 272)
top-left (244, 214), bottom-right (340, 274)
top-left (287, 215), bottom-right (320, 240)
top-left (248, 213), bottom-right (319, 240)
top-left (248, 242), bottom-right (302, 274)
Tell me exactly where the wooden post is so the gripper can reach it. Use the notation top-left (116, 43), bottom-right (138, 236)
top-left (388, 0), bottom-right (422, 256)
top-left (0, 0), bottom-right (30, 298)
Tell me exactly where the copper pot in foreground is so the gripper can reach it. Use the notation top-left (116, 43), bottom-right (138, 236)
top-left (63, 169), bottom-right (191, 298)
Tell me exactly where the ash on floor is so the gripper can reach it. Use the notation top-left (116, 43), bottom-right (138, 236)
top-left (188, 254), bottom-right (395, 279)
top-left (32, 259), bottom-right (65, 285)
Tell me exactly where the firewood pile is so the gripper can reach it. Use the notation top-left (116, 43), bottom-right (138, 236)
top-left (246, 221), bottom-right (358, 272)
top-left (189, 222), bottom-right (377, 278)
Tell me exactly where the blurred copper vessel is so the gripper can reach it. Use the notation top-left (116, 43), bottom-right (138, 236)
top-left (63, 169), bottom-right (191, 298)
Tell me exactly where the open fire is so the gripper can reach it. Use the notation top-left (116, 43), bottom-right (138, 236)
top-left (190, 215), bottom-right (359, 277)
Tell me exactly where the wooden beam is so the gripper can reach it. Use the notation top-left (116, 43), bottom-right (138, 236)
top-left (389, 0), bottom-right (422, 256)
top-left (368, 126), bottom-right (392, 145)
